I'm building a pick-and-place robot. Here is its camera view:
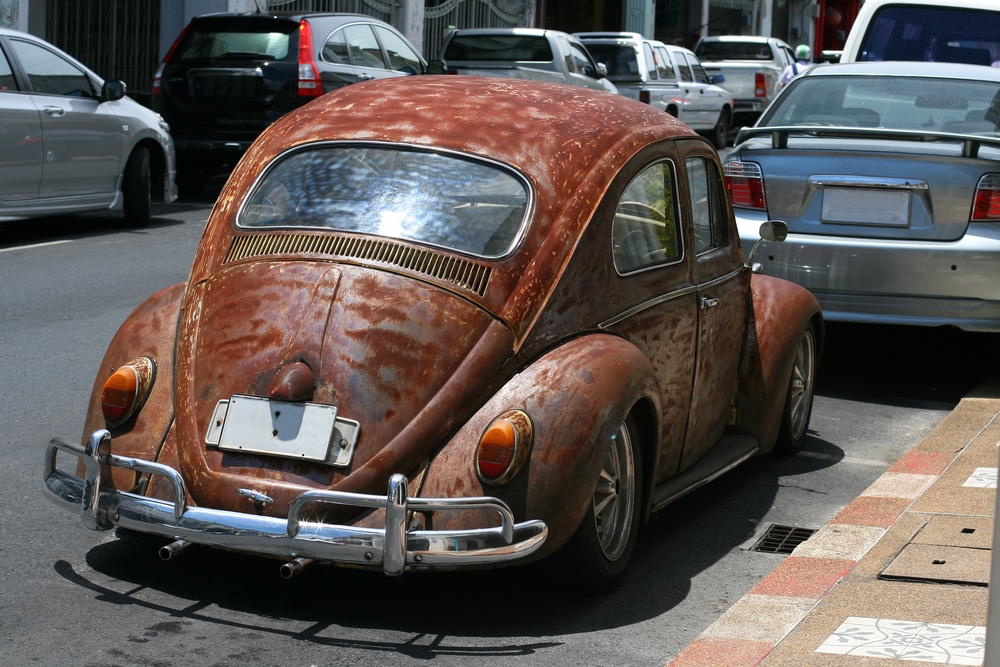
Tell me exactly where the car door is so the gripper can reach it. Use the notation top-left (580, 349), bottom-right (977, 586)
top-left (8, 36), bottom-right (121, 199)
top-left (559, 34), bottom-right (608, 91)
top-left (0, 39), bottom-right (43, 203)
top-left (676, 141), bottom-right (749, 471)
top-left (682, 51), bottom-right (727, 127)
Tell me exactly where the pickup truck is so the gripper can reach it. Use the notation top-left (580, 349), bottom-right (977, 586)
top-left (432, 28), bottom-right (617, 94)
top-left (693, 36), bottom-right (795, 129)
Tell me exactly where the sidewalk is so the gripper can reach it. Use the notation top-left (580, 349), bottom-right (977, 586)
top-left (668, 373), bottom-right (1000, 667)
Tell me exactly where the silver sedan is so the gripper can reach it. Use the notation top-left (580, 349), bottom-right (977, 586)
top-left (725, 61), bottom-right (1000, 332)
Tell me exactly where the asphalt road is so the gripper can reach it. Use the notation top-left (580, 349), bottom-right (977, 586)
top-left (2, 200), bottom-right (998, 666)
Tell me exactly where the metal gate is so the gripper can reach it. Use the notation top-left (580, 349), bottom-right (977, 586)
top-left (46, 0), bottom-right (160, 107)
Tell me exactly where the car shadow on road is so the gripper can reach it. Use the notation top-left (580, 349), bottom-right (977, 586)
top-left (0, 207), bottom-right (190, 249)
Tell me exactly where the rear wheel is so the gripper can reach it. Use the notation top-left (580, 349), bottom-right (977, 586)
top-left (552, 414), bottom-right (642, 593)
top-left (775, 321), bottom-right (818, 452)
top-left (122, 146), bottom-right (151, 227)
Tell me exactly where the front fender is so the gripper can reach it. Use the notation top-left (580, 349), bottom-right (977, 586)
top-left (80, 283), bottom-right (184, 490)
top-left (418, 333), bottom-right (660, 557)
top-left (736, 274), bottom-right (823, 452)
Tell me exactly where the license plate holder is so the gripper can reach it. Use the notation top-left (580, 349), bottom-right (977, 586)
top-left (822, 188), bottom-right (911, 226)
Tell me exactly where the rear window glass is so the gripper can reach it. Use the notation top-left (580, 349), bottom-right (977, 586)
top-left (858, 6), bottom-right (1000, 64)
top-left (695, 41), bottom-right (774, 60)
top-left (585, 44), bottom-right (640, 79)
top-left (176, 21), bottom-right (296, 61)
top-left (444, 35), bottom-right (552, 62)
top-left (762, 75), bottom-right (1000, 135)
top-left (239, 145), bottom-right (530, 258)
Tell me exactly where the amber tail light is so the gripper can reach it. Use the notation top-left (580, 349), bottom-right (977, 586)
top-left (101, 356), bottom-right (157, 427)
top-left (476, 410), bottom-right (533, 486)
top-left (972, 174), bottom-right (1000, 221)
top-left (724, 161), bottom-right (767, 211)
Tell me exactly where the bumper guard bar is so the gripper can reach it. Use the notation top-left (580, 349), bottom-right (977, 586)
top-left (43, 430), bottom-right (547, 576)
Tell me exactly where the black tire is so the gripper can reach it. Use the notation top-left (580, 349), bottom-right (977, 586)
top-left (710, 110), bottom-right (730, 149)
top-left (122, 146), bottom-right (151, 227)
top-left (551, 414), bottom-right (643, 593)
top-left (775, 321), bottom-right (818, 453)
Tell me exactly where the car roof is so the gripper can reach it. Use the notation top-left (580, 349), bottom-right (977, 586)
top-left (802, 59), bottom-right (1000, 82)
top-left (191, 12), bottom-right (379, 23)
top-left (851, 0), bottom-right (999, 9)
top-left (697, 35), bottom-right (778, 43)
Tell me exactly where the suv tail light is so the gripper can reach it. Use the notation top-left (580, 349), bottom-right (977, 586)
top-left (754, 72), bottom-right (766, 98)
top-left (972, 174), bottom-right (1000, 221)
top-left (297, 20), bottom-right (322, 98)
top-left (724, 161), bottom-right (767, 211)
top-left (151, 24), bottom-right (190, 103)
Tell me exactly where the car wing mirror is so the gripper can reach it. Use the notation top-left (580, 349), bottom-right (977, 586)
top-left (101, 80), bottom-right (126, 103)
top-left (746, 220), bottom-right (788, 272)
top-left (596, 62), bottom-right (608, 78)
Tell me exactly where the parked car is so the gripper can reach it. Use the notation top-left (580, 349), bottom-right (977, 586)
top-left (575, 32), bottom-right (734, 148)
top-left (694, 35), bottom-right (795, 130)
top-left (724, 61), bottom-right (1000, 331)
top-left (840, 0), bottom-right (1000, 64)
top-left (433, 28), bottom-right (616, 94)
top-left (44, 76), bottom-right (821, 592)
top-left (152, 12), bottom-right (427, 194)
top-left (0, 28), bottom-right (176, 226)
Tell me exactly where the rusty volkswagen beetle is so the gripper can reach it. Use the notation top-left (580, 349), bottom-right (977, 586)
top-left (44, 77), bottom-right (821, 591)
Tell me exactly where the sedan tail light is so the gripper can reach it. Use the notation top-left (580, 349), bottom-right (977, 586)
top-left (724, 161), bottom-right (767, 211)
top-left (297, 20), bottom-right (322, 98)
top-left (972, 174), bottom-right (1000, 221)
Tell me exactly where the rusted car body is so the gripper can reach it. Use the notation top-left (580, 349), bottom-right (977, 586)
top-left (44, 76), bottom-right (822, 590)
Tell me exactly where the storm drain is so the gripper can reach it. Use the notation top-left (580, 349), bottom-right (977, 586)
top-left (751, 524), bottom-right (817, 554)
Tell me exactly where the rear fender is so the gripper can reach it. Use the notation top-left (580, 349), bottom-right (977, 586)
top-left (79, 283), bottom-right (184, 490)
top-left (736, 274), bottom-right (823, 452)
top-left (418, 334), bottom-right (660, 556)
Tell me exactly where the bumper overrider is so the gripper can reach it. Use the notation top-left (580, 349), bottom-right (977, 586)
top-left (43, 430), bottom-right (548, 577)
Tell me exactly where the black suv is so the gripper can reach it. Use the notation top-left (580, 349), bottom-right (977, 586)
top-left (152, 12), bottom-right (426, 194)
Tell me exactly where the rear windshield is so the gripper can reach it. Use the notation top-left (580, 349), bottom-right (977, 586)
top-left (584, 44), bottom-right (641, 80)
top-left (695, 41), bottom-right (773, 60)
top-left (762, 75), bottom-right (1000, 136)
top-left (857, 5), bottom-right (1000, 64)
top-left (444, 35), bottom-right (553, 62)
top-left (175, 18), bottom-right (297, 62)
top-left (239, 145), bottom-right (530, 258)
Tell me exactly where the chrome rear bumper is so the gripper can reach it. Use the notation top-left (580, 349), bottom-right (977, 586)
top-left (43, 430), bottom-right (547, 576)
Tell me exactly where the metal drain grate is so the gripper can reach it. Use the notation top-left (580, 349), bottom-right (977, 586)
top-left (751, 524), bottom-right (817, 554)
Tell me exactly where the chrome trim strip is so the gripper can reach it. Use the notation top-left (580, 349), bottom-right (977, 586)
top-left (600, 266), bottom-right (743, 329)
top-left (43, 433), bottom-right (547, 575)
top-left (807, 175), bottom-right (929, 190)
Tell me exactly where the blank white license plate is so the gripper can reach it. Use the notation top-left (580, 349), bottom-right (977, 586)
top-left (822, 188), bottom-right (910, 226)
top-left (214, 394), bottom-right (337, 462)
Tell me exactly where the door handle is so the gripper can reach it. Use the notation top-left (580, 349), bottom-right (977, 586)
top-left (42, 106), bottom-right (65, 116)
top-left (357, 74), bottom-right (374, 81)
top-left (700, 296), bottom-right (719, 309)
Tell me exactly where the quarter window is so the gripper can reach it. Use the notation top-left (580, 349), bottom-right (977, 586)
top-left (612, 161), bottom-right (681, 274)
top-left (687, 156), bottom-right (728, 254)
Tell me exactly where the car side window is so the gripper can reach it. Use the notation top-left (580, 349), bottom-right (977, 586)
top-left (643, 43), bottom-right (657, 79)
top-left (373, 25), bottom-right (422, 74)
top-left (612, 160), bottom-right (681, 274)
top-left (686, 156), bottom-right (727, 254)
top-left (675, 51), bottom-right (693, 82)
top-left (687, 54), bottom-right (711, 85)
top-left (322, 29), bottom-right (350, 64)
top-left (10, 38), bottom-right (94, 97)
top-left (343, 24), bottom-right (386, 69)
top-left (0, 45), bottom-right (16, 91)
top-left (654, 46), bottom-right (674, 79)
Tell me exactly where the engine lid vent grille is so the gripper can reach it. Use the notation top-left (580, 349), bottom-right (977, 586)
top-left (751, 524), bottom-right (817, 555)
top-left (225, 232), bottom-right (492, 297)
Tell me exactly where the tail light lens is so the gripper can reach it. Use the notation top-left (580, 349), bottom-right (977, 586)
top-left (639, 90), bottom-right (651, 104)
top-left (101, 356), bottom-right (156, 427)
top-left (972, 174), bottom-right (1000, 221)
top-left (754, 72), bottom-right (766, 98)
top-left (476, 410), bottom-right (533, 486)
top-left (724, 161), bottom-right (767, 211)
top-left (151, 24), bottom-right (189, 105)
top-left (297, 20), bottom-right (322, 98)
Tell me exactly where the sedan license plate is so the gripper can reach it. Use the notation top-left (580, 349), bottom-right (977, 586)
top-left (822, 188), bottom-right (910, 226)
top-left (208, 395), bottom-right (347, 464)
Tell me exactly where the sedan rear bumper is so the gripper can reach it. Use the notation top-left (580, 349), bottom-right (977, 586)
top-left (737, 212), bottom-right (1000, 332)
top-left (43, 430), bottom-right (547, 576)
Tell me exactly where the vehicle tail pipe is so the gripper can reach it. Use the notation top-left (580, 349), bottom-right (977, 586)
top-left (159, 539), bottom-right (192, 561)
top-left (279, 557), bottom-right (315, 579)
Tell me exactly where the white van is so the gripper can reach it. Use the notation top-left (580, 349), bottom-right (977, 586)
top-left (840, 0), bottom-right (1000, 64)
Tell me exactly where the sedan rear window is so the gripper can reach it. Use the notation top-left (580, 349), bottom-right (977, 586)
top-left (239, 145), bottom-right (529, 258)
top-left (762, 75), bottom-right (1000, 135)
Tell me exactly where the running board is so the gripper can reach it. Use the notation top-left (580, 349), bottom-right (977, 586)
top-left (650, 435), bottom-right (759, 512)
